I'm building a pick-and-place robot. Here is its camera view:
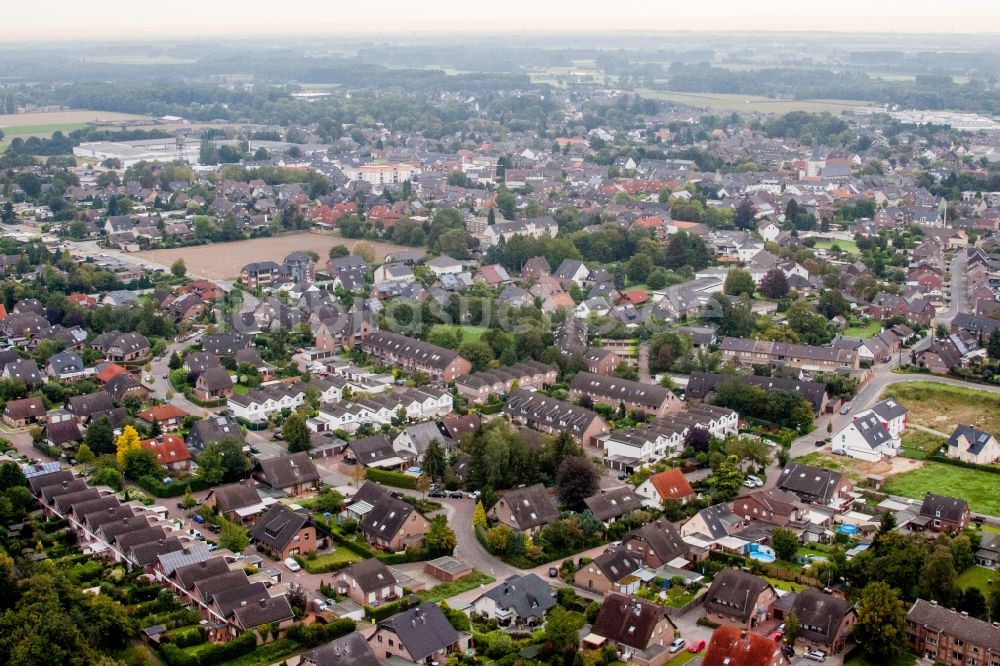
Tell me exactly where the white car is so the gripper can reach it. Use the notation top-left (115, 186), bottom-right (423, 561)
top-left (668, 638), bottom-right (686, 653)
top-left (746, 474), bottom-right (764, 487)
top-left (284, 557), bottom-right (302, 572)
top-left (804, 649), bottom-right (827, 662)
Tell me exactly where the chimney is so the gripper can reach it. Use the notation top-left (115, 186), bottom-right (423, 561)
top-left (240, 600), bottom-right (247, 607)
top-left (259, 598), bottom-right (267, 607)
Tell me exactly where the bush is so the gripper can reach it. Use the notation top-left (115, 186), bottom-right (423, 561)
top-left (137, 475), bottom-right (212, 498)
top-left (365, 468), bottom-right (417, 489)
top-left (160, 630), bottom-right (257, 666)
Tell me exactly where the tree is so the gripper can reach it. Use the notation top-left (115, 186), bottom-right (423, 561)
top-left (556, 456), bottom-right (599, 510)
top-left (422, 439), bottom-right (447, 482)
top-left (877, 511), bottom-right (897, 536)
top-left (734, 198), bottom-right (756, 230)
top-left (783, 610), bottom-right (801, 644)
top-left (987, 327), bottom-right (1000, 360)
top-left (437, 229), bottom-right (471, 260)
top-left (168, 352), bottom-right (183, 371)
top-left (496, 186), bottom-right (516, 220)
top-left (683, 427), bottom-right (711, 453)
top-left (115, 425), bottom-right (142, 467)
top-left (328, 244), bottom-right (350, 260)
top-left (85, 415), bottom-right (115, 455)
top-left (544, 606), bottom-right (584, 655)
top-left (457, 340), bottom-right (493, 372)
top-left (283, 413), bottom-right (312, 453)
top-left (0, 461), bottom-right (26, 492)
top-left (919, 545), bottom-right (960, 607)
top-left (181, 486), bottom-right (197, 510)
top-left (708, 455), bottom-right (744, 500)
top-left (314, 488), bottom-right (344, 514)
top-left (723, 268), bottom-right (755, 297)
top-left (425, 515), bottom-right (457, 556)
top-left (352, 240), bottom-right (376, 264)
top-left (855, 581), bottom-right (908, 660)
top-left (758, 267), bottom-right (789, 299)
top-left (961, 587), bottom-right (987, 620)
top-left (625, 254), bottom-right (654, 284)
top-left (219, 520), bottom-right (249, 554)
top-left (170, 258), bottom-right (187, 279)
top-left (473, 501), bottom-right (487, 529)
top-left (771, 528), bottom-right (799, 561)
top-left (91, 466), bottom-right (124, 491)
top-left (75, 444), bottom-right (95, 465)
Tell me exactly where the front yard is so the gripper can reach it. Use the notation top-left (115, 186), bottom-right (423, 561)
top-left (417, 570), bottom-right (495, 603)
top-left (882, 461), bottom-right (1000, 516)
top-left (299, 548), bottom-right (363, 574)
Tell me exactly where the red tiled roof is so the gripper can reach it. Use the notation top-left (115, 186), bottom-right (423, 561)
top-left (702, 626), bottom-right (782, 666)
top-left (141, 434), bottom-right (191, 464)
top-left (137, 404), bottom-right (191, 423)
top-left (96, 363), bottom-right (127, 384)
top-left (649, 468), bottom-right (694, 501)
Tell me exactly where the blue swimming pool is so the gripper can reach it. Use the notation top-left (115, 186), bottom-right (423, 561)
top-left (748, 544), bottom-right (776, 563)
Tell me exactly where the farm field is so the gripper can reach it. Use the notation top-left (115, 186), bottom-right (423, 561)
top-left (132, 231), bottom-right (413, 280)
top-left (0, 109), bottom-right (150, 150)
top-left (882, 461), bottom-right (1000, 516)
top-left (635, 89), bottom-right (870, 114)
top-left (880, 381), bottom-right (1000, 435)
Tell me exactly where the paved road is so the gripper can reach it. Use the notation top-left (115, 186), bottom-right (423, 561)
top-left (936, 250), bottom-right (967, 326)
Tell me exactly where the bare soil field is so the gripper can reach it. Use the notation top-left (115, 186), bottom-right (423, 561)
top-left (132, 231), bottom-right (413, 280)
top-left (0, 110), bottom-right (148, 128)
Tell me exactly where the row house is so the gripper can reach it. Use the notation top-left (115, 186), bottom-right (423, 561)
top-left (720, 337), bottom-right (859, 372)
top-left (360, 331), bottom-right (472, 381)
top-left (227, 381), bottom-right (307, 424)
top-left (907, 598), bottom-right (1000, 666)
top-left (567, 372), bottom-right (682, 418)
top-left (503, 388), bottom-right (610, 448)
top-left (453, 360), bottom-right (557, 403)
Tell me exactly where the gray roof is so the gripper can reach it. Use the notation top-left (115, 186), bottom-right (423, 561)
top-left (569, 372), bottom-right (677, 410)
top-left (919, 493), bottom-right (968, 524)
top-left (623, 519), bottom-right (688, 564)
top-left (908, 598), bottom-right (1000, 651)
top-left (478, 574), bottom-right (555, 620)
top-left (777, 463), bottom-right (846, 504)
top-left (209, 481), bottom-right (262, 514)
top-left (375, 603), bottom-right (460, 662)
top-left (583, 487), bottom-right (644, 522)
top-left (870, 398), bottom-right (908, 422)
top-left (790, 588), bottom-right (855, 646)
top-left (338, 558), bottom-right (397, 594)
top-left (495, 483), bottom-right (559, 531)
top-left (251, 504), bottom-right (310, 552)
top-left (302, 632), bottom-right (380, 666)
top-left (253, 452), bottom-right (320, 489)
top-left (157, 544), bottom-right (213, 576)
top-left (691, 503), bottom-right (741, 540)
top-left (704, 569), bottom-right (773, 622)
top-left (229, 593), bottom-right (294, 629)
top-left (948, 424), bottom-right (996, 456)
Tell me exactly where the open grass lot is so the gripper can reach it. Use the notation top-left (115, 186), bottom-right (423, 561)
top-left (133, 231), bottom-right (412, 280)
top-left (428, 324), bottom-right (489, 342)
top-left (416, 570), bottom-right (494, 603)
top-left (957, 565), bottom-right (994, 592)
top-left (882, 461), bottom-right (1000, 516)
top-left (300, 548), bottom-right (363, 574)
top-left (899, 431), bottom-right (947, 460)
top-left (813, 239), bottom-right (861, 255)
top-left (636, 89), bottom-right (868, 114)
top-left (881, 382), bottom-right (1000, 435)
top-left (843, 319), bottom-right (882, 338)
top-left (794, 451), bottom-right (864, 481)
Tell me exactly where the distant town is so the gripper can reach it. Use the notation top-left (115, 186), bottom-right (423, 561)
top-left (1, 30), bottom-right (1000, 666)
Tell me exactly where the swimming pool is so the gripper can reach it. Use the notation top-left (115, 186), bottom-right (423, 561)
top-left (748, 544), bottom-right (776, 563)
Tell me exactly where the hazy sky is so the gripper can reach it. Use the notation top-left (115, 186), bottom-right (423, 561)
top-left (4, 0), bottom-right (1000, 39)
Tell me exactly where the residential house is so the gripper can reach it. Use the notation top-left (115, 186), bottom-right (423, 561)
top-left (140, 434), bottom-right (192, 473)
top-left (470, 573), bottom-right (555, 625)
top-left (832, 411), bottom-right (900, 462)
top-left (240, 261), bottom-right (282, 289)
top-left (488, 483), bottom-right (560, 535)
top-left (776, 464), bottom-right (853, 505)
top-left (584, 487), bottom-right (644, 525)
top-left (732, 489), bottom-right (808, 527)
top-left (681, 504), bottom-right (745, 541)
top-left (45, 352), bottom-right (92, 381)
top-left (574, 548), bottom-right (644, 596)
top-left (251, 504), bottom-right (316, 560)
top-left (503, 388), bottom-right (609, 447)
top-left (780, 588), bottom-right (857, 654)
top-left (906, 598), bottom-right (1000, 666)
top-left (582, 593), bottom-right (678, 662)
top-left (187, 415), bottom-right (244, 451)
top-left (136, 404), bottom-right (190, 432)
top-left (360, 332), bottom-right (471, 381)
top-left (361, 494), bottom-right (430, 553)
top-left (720, 338), bottom-right (858, 372)
top-left (568, 372), bottom-right (682, 418)
top-left (701, 625), bottom-right (790, 666)
top-left (703, 569), bottom-right (776, 629)
top-left (453, 361), bottom-right (556, 403)
top-left (3, 395), bottom-right (46, 427)
top-left (301, 632), bottom-right (380, 666)
top-left (204, 481), bottom-right (272, 525)
top-left (636, 468), bottom-right (696, 505)
top-left (621, 520), bottom-right (689, 569)
top-left (194, 367), bottom-right (234, 401)
top-left (333, 558), bottom-right (402, 606)
top-left (367, 603), bottom-right (467, 664)
top-left (916, 493), bottom-right (970, 534)
top-left (252, 452), bottom-right (321, 497)
top-left (91, 331), bottom-right (150, 361)
top-left (946, 424), bottom-right (1000, 465)
top-left (686, 372), bottom-right (831, 415)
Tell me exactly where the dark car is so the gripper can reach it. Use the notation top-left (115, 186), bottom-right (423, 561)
top-left (207, 523), bottom-right (221, 534)
top-left (428, 489), bottom-right (446, 498)
top-left (448, 491), bottom-right (463, 499)
top-left (548, 567), bottom-right (559, 578)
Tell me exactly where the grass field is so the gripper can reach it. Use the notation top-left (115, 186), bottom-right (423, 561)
top-left (793, 451), bottom-right (863, 480)
top-left (636, 89), bottom-right (868, 114)
top-left (300, 548), bottom-right (362, 574)
top-left (882, 461), bottom-right (1000, 516)
top-left (428, 324), bottom-right (489, 342)
top-left (813, 239), bottom-right (860, 255)
top-left (899, 431), bottom-right (947, 460)
top-left (0, 110), bottom-right (149, 151)
top-left (843, 319), bottom-right (882, 338)
top-left (880, 382), bottom-right (1000, 435)
top-left (416, 570), bottom-right (494, 603)
top-left (664, 651), bottom-right (696, 666)
top-left (844, 653), bottom-right (916, 666)
top-left (957, 565), bottom-right (994, 592)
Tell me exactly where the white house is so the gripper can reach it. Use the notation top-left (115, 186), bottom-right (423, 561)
top-left (832, 411), bottom-right (900, 462)
top-left (426, 255), bottom-right (463, 276)
top-left (946, 425), bottom-right (1000, 465)
top-left (758, 221), bottom-right (781, 243)
top-left (867, 398), bottom-right (908, 438)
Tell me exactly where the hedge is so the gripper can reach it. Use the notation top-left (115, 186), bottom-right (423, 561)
top-left (365, 468), bottom-right (417, 489)
top-left (927, 453), bottom-right (1000, 476)
top-left (137, 474), bottom-right (213, 498)
top-left (183, 391), bottom-right (227, 409)
top-left (160, 629), bottom-right (257, 666)
top-left (285, 618), bottom-right (355, 647)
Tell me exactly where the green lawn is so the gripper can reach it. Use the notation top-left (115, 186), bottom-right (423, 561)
top-left (793, 452), bottom-right (863, 481)
top-left (844, 653), bottom-right (916, 666)
top-left (664, 651), bottom-right (697, 666)
top-left (0, 122), bottom-right (90, 151)
top-left (813, 239), bottom-right (861, 256)
top-left (301, 548), bottom-right (363, 574)
top-left (843, 320), bottom-right (882, 338)
top-left (417, 571), bottom-right (494, 603)
top-left (232, 384), bottom-right (250, 395)
top-left (763, 575), bottom-right (810, 593)
top-left (427, 324), bottom-right (489, 343)
top-left (882, 461), bottom-right (1000, 516)
top-left (899, 431), bottom-right (947, 460)
top-left (881, 382), bottom-right (1000, 435)
top-left (957, 565), bottom-right (994, 592)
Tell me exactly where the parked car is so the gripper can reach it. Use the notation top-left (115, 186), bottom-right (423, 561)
top-left (668, 639), bottom-right (686, 654)
top-left (815, 438), bottom-right (828, 447)
top-left (548, 567), bottom-right (559, 578)
top-left (687, 640), bottom-right (706, 653)
top-left (192, 514), bottom-right (206, 524)
top-left (448, 490), bottom-right (463, 499)
top-left (284, 557), bottom-right (301, 572)
top-left (187, 528), bottom-right (204, 541)
top-left (617, 472), bottom-right (628, 480)
top-left (804, 649), bottom-right (827, 662)
top-left (839, 404), bottom-right (852, 415)
top-left (746, 474), bottom-right (763, 487)
top-left (207, 523), bottom-right (221, 534)
top-left (769, 631), bottom-right (783, 642)
top-left (428, 489), bottom-right (446, 498)
top-left (468, 490), bottom-right (481, 499)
